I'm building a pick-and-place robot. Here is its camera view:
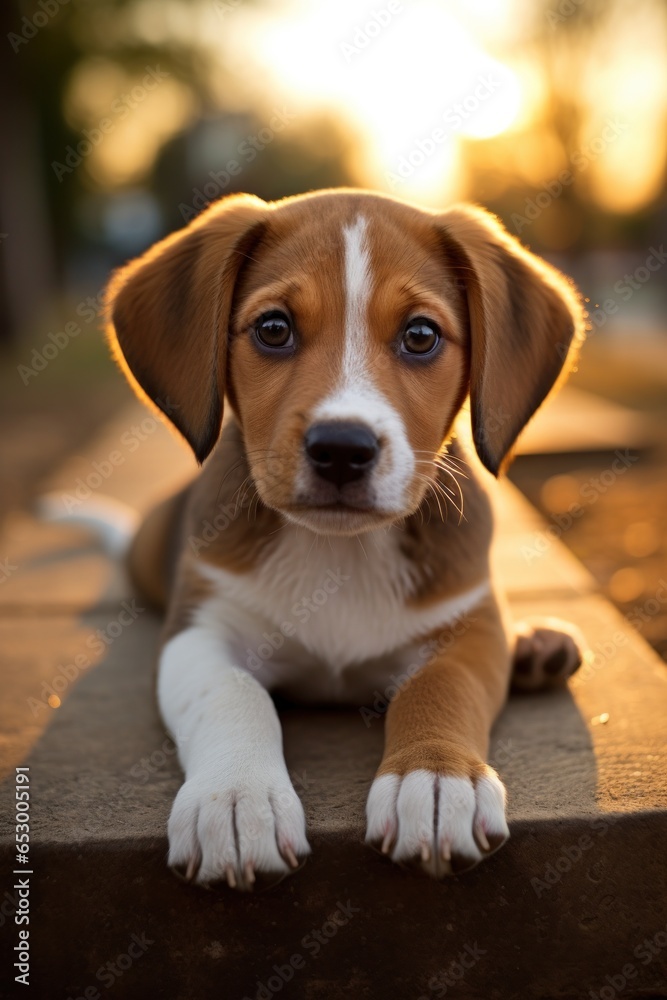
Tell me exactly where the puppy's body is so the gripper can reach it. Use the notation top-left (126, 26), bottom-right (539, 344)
top-left (135, 427), bottom-right (494, 703)
top-left (109, 189), bottom-right (585, 888)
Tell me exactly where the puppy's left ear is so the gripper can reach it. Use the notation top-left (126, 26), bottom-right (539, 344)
top-left (437, 205), bottom-right (585, 476)
top-left (106, 193), bottom-right (268, 464)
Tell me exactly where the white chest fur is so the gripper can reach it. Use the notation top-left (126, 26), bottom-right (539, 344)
top-left (193, 525), bottom-right (489, 701)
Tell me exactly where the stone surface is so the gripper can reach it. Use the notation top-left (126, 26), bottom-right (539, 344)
top-left (515, 385), bottom-right (656, 455)
top-left (0, 401), bottom-right (666, 999)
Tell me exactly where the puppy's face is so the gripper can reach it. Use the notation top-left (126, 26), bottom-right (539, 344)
top-left (108, 189), bottom-right (584, 537)
top-left (229, 201), bottom-right (468, 535)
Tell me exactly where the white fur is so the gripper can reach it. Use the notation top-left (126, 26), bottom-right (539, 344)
top-left (37, 493), bottom-right (138, 557)
top-left (310, 216), bottom-right (416, 511)
top-left (365, 770), bottom-right (508, 877)
top-left (341, 215), bottom-right (371, 383)
top-left (313, 386), bottom-right (416, 512)
top-left (158, 626), bottom-right (310, 887)
top-left (194, 525), bottom-right (490, 700)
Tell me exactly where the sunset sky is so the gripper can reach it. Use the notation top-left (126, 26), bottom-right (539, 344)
top-left (62, 0), bottom-right (667, 214)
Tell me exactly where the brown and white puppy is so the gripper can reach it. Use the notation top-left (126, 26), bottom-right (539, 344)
top-left (106, 188), bottom-right (585, 889)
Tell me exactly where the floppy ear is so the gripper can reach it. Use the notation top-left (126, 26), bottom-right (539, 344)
top-left (437, 205), bottom-right (585, 476)
top-left (106, 193), bottom-right (268, 464)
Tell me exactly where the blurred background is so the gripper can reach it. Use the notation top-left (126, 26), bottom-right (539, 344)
top-left (1, 0), bottom-right (666, 657)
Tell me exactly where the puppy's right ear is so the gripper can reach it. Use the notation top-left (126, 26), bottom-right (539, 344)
top-left (106, 193), bottom-right (267, 464)
top-left (436, 204), bottom-right (584, 476)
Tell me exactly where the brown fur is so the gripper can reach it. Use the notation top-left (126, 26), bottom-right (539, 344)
top-left (107, 194), bottom-right (269, 464)
top-left (436, 206), bottom-right (584, 474)
top-left (377, 592), bottom-right (510, 776)
top-left (127, 485), bottom-right (191, 609)
top-left (399, 437), bottom-right (493, 607)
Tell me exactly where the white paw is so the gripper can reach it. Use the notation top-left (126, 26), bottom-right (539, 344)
top-left (167, 769), bottom-right (310, 889)
top-left (365, 768), bottom-right (509, 877)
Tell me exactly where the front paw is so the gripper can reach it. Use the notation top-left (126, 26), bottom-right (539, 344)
top-left (167, 769), bottom-right (310, 890)
top-left (365, 763), bottom-right (508, 878)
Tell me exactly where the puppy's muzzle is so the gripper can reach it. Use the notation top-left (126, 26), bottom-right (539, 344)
top-left (304, 422), bottom-right (379, 489)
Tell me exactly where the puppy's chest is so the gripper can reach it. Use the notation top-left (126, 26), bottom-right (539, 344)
top-left (200, 528), bottom-right (417, 660)
top-left (195, 526), bottom-right (486, 699)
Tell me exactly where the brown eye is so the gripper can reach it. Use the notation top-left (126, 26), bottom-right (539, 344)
top-left (255, 311), bottom-right (293, 349)
top-left (401, 318), bottom-right (440, 356)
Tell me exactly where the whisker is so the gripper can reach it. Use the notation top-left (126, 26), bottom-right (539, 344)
top-left (434, 458), bottom-right (469, 481)
top-left (439, 469), bottom-right (466, 524)
top-left (414, 460), bottom-right (458, 499)
top-left (415, 472), bottom-right (445, 523)
top-left (412, 447), bottom-right (471, 475)
top-left (437, 448), bottom-right (471, 470)
top-left (355, 533), bottom-right (369, 561)
top-left (213, 447), bottom-right (280, 506)
top-left (436, 458), bottom-right (470, 480)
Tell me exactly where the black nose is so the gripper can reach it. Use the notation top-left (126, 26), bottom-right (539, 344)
top-left (304, 423), bottom-right (379, 488)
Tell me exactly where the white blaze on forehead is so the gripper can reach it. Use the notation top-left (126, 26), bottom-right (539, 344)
top-left (312, 214), bottom-right (416, 510)
top-left (341, 215), bottom-right (371, 383)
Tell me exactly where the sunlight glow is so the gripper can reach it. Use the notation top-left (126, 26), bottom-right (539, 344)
top-left (577, 2), bottom-right (667, 213)
top-left (222, 0), bottom-right (521, 205)
top-left (64, 0), bottom-right (667, 219)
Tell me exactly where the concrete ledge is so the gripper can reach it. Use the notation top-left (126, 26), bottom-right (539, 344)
top-left (14, 815), bottom-right (667, 1000)
top-left (1, 404), bottom-right (666, 999)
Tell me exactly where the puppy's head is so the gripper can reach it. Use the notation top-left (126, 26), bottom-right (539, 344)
top-left (107, 189), bottom-right (584, 536)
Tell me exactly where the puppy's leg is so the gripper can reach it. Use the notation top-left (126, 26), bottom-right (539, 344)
top-left (511, 617), bottom-right (584, 692)
top-left (158, 625), bottom-right (310, 889)
top-left (366, 594), bottom-right (512, 877)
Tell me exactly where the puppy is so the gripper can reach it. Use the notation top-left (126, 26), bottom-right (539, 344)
top-left (106, 188), bottom-right (585, 889)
